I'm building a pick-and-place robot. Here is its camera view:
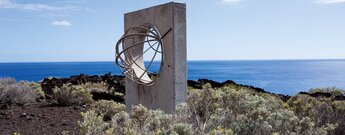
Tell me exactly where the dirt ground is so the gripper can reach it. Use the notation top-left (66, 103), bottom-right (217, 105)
top-left (0, 101), bottom-right (88, 135)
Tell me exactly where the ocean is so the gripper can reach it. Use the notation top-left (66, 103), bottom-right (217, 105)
top-left (0, 60), bottom-right (345, 95)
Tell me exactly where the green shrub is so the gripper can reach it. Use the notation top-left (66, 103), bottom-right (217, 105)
top-left (80, 82), bottom-right (123, 96)
top-left (0, 77), bottom-right (16, 85)
top-left (180, 84), bottom-right (222, 134)
top-left (79, 110), bottom-right (111, 135)
top-left (80, 84), bottom-right (337, 135)
top-left (21, 81), bottom-right (45, 100)
top-left (309, 87), bottom-right (344, 97)
top-left (170, 123), bottom-right (194, 135)
top-left (53, 84), bottom-right (93, 106)
top-left (207, 127), bottom-right (233, 135)
top-left (288, 93), bottom-right (345, 135)
top-left (91, 100), bottom-right (125, 121)
top-left (110, 111), bottom-right (132, 134)
top-left (0, 78), bottom-right (38, 106)
top-left (81, 82), bottom-right (109, 93)
top-left (80, 104), bottom-right (181, 135)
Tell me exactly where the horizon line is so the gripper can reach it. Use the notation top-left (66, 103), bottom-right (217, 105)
top-left (1, 58), bottom-right (345, 63)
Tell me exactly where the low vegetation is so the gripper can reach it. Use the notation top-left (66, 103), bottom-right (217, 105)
top-left (309, 87), bottom-right (344, 96)
top-left (0, 78), bottom-right (40, 106)
top-left (52, 82), bottom-right (124, 106)
top-left (52, 84), bottom-right (93, 106)
top-left (79, 84), bottom-right (345, 135)
top-left (90, 100), bottom-right (126, 121)
top-left (287, 89), bottom-right (345, 135)
top-left (1, 77), bottom-right (344, 134)
top-left (21, 81), bottom-right (45, 100)
top-left (81, 82), bottom-right (124, 97)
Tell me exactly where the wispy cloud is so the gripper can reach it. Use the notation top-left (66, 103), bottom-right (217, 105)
top-left (315, 0), bottom-right (345, 4)
top-left (0, 0), bottom-right (79, 11)
top-left (221, 0), bottom-right (244, 5)
top-left (51, 20), bottom-right (71, 27)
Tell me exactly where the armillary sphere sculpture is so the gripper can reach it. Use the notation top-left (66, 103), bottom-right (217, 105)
top-left (119, 2), bottom-right (186, 113)
top-left (115, 23), bottom-right (171, 86)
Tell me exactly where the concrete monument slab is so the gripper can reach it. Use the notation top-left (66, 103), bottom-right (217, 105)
top-left (115, 2), bottom-right (186, 113)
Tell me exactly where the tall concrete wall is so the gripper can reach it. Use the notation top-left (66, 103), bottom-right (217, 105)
top-left (124, 2), bottom-right (187, 113)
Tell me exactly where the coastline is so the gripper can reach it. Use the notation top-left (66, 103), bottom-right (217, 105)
top-left (2, 60), bottom-right (345, 96)
top-left (40, 73), bottom-right (345, 102)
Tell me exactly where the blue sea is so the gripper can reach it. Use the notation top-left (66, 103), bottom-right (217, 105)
top-left (1, 60), bottom-right (345, 95)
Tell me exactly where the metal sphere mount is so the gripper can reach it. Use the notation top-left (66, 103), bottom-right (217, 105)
top-left (115, 24), bottom-right (170, 86)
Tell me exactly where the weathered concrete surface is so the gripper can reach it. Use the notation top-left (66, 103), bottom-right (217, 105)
top-left (124, 2), bottom-right (187, 113)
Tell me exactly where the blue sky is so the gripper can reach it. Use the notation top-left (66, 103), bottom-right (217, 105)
top-left (0, 0), bottom-right (344, 62)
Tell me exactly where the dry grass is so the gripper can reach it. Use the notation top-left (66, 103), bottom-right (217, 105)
top-left (53, 84), bottom-right (93, 106)
top-left (0, 78), bottom-right (38, 106)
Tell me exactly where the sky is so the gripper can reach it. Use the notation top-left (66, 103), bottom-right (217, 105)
top-left (0, 0), bottom-right (345, 62)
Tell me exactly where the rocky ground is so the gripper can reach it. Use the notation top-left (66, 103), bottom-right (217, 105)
top-left (0, 101), bottom-right (89, 135)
